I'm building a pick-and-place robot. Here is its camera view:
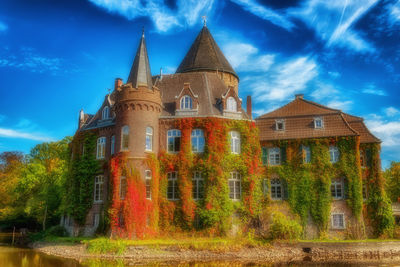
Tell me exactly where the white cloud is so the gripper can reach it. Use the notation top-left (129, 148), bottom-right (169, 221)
top-left (223, 42), bottom-right (275, 72)
top-left (326, 100), bottom-right (353, 111)
top-left (366, 119), bottom-right (400, 147)
top-left (0, 128), bottom-right (54, 142)
top-left (88, 0), bottom-right (215, 33)
top-left (0, 21), bottom-right (7, 32)
top-left (361, 83), bottom-right (387, 96)
top-left (230, 0), bottom-right (294, 30)
top-left (384, 106), bottom-right (400, 117)
top-left (387, 0), bottom-right (400, 25)
top-left (289, 0), bottom-right (378, 53)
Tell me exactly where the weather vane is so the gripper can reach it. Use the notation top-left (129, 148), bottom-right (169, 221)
top-left (202, 15), bottom-right (207, 26)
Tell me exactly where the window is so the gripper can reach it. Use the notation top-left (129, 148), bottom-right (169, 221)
top-left (331, 178), bottom-right (343, 199)
top-left (314, 117), bottom-right (323, 129)
top-left (331, 213), bottom-right (345, 229)
top-left (145, 127), bottom-right (153, 151)
top-left (191, 129), bottom-right (205, 153)
top-left (167, 172), bottom-right (179, 200)
top-left (362, 183), bottom-right (368, 201)
top-left (102, 106), bottom-right (109, 120)
top-left (167, 129), bottom-right (181, 153)
top-left (360, 149), bottom-right (366, 168)
top-left (261, 147), bottom-right (268, 165)
top-left (96, 137), bottom-right (106, 159)
top-left (111, 135), bottom-right (115, 155)
top-left (263, 179), bottom-right (268, 196)
top-left (302, 145), bottom-right (311, 163)
top-left (271, 178), bottom-right (283, 200)
top-left (120, 176), bottom-right (126, 200)
top-left (227, 97), bottom-right (237, 112)
top-left (180, 95), bottom-right (192, 110)
top-left (94, 175), bottom-right (104, 203)
top-left (145, 170), bottom-right (152, 200)
top-left (192, 171), bottom-right (204, 200)
top-left (329, 146), bottom-right (339, 163)
top-left (275, 119), bottom-right (285, 131)
top-left (230, 131), bottom-right (240, 154)
top-left (121, 126), bottom-right (129, 151)
top-left (229, 172), bottom-right (241, 200)
top-left (94, 213), bottom-right (100, 227)
top-left (268, 147), bottom-right (281, 165)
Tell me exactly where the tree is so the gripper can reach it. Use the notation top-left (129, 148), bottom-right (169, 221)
top-left (385, 161), bottom-right (400, 203)
top-left (16, 137), bottom-right (71, 230)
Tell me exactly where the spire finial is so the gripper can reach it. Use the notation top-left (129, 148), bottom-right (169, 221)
top-left (142, 26), bottom-right (145, 38)
top-left (202, 15), bottom-right (207, 26)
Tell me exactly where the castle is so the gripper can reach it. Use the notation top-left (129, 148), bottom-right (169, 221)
top-left (62, 26), bottom-right (393, 239)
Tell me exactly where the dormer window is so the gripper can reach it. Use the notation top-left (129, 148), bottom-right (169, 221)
top-left (102, 106), bottom-right (109, 120)
top-left (314, 117), bottom-right (323, 129)
top-left (180, 95), bottom-right (192, 110)
top-left (275, 119), bottom-right (285, 131)
top-left (227, 97), bottom-right (237, 112)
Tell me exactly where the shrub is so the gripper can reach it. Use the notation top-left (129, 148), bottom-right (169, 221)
top-left (46, 225), bottom-right (68, 237)
top-left (85, 238), bottom-right (127, 254)
top-left (269, 211), bottom-right (302, 240)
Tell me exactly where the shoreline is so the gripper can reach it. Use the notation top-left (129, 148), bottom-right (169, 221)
top-left (31, 240), bottom-right (400, 265)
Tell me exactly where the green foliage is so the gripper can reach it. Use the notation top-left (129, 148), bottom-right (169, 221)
top-left (46, 225), bottom-right (68, 237)
top-left (384, 161), bottom-right (400, 203)
top-left (85, 237), bottom-right (127, 254)
top-left (65, 132), bottom-right (100, 226)
top-left (269, 211), bottom-right (302, 240)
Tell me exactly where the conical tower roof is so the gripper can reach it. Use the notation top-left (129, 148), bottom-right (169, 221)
top-left (127, 31), bottom-right (153, 88)
top-left (176, 26), bottom-right (238, 79)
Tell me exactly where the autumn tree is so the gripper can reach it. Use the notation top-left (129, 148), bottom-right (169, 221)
top-left (385, 161), bottom-right (400, 203)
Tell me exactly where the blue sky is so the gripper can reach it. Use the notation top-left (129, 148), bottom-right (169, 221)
top-left (0, 0), bottom-right (399, 167)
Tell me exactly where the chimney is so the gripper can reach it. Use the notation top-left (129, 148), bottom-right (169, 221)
top-left (78, 109), bottom-right (85, 129)
top-left (246, 95), bottom-right (252, 119)
top-left (295, 94), bottom-right (304, 99)
top-left (115, 78), bottom-right (123, 90)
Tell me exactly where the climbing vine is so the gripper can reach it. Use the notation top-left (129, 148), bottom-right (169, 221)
top-left (66, 132), bottom-right (100, 225)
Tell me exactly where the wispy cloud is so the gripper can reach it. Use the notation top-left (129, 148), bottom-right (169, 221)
top-left (310, 82), bottom-right (353, 111)
top-left (0, 128), bottom-right (54, 142)
top-left (88, 0), bottom-right (215, 33)
top-left (0, 21), bottom-right (7, 32)
top-left (384, 106), bottom-right (400, 117)
top-left (289, 0), bottom-right (378, 53)
top-left (387, 0), bottom-right (400, 25)
top-left (223, 42), bottom-right (275, 72)
top-left (361, 83), bottom-right (387, 96)
top-left (230, 0), bottom-right (294, 30)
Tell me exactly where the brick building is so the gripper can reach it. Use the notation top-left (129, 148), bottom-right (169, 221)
top-left (62, 26), bottom-right (389, 238)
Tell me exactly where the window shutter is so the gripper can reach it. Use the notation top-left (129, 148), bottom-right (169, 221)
top-left (281, 147), bottom-right (287, 164)
top-left (282, 179), bottom-right (289, 200)
top-left (366, 148), bottom-right (372, 167)
top-left (262, 147), bottom-right (268, 165)
top-left (343, 178), bottom-right (349, 199)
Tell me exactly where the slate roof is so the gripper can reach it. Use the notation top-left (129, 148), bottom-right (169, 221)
top-left (175, 26), bottom-right (238, 79)
top-left (155, 72), bottom-right (249, 119)
top-left (256, 97), bottom-right (380, 143)
top-left (127, 32), bottom-right (153, 88)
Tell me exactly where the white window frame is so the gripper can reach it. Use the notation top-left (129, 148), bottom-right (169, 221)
top-left (111, 135), bottom-right (115, 155)
top-left (120, 176), bottom-right (126, 200)
top-left (94, 175), bottom-right (104, 203)
top-left (230, 131), bottom-right (240, 154)
top-left (191, 129), bottom-right (205, 153)
top-left (145, 127), bottom-right (153, 151)
top-left (331, 213), bottom-right (345, 229)
top-left (145, 170), bottom-right (152, 200)
top-left (331, 178), bottom-right (343, 199)
top-left (102, 106), bottom-right (109, 120)
top-left (275, 119), bottom-right (285, 131)
top-left (167, 172), bottom-right (179, 200)
top-left (180, 95), bottom-right (193, 110)
top-left (96, 137), bottom-right (106, 159)
top-left (226, 97), bottom-right (237, 112)
top-left (329, 146), bottom-right (339, 163)
top-left (192, 171), bottom-right (204, 200)
top-left (302, 145), bottom-right (311, 164)
top-left (271, 178), bottom-right (283, 200)
top-left (121, 125), bottom-right (129, 151)
top-left (228, 172), bottom-right (241, 200)
top-left (268, 147), bottom-right (281, 165)
top-left (167, 129), bottom-right (181, 153)
top-left (314, 117), bottom-right (323, 129)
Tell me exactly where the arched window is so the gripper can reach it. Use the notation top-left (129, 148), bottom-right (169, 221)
top-left (167, 129), bottom-right (181, 153)
top-left (180, 95), bottom-right (192, 110)
top-left (121, 126), bottom-right (129, 151)
top-left (271, 178), bottom-right (282, 200)
top-left (191, 129), bottom-right (205, 153)
top-left (145, 127), bottom-right (153, 151)
top-left (96, 137), bottom-right (106, 159)
top-left (102, 106), bottom-right (109, 120)
top-left (228, 172), bottom-right (241, 200)
top-left (227, 97), bottom-right (237, 112)
top-left (229, 131), bottom-right (240, 154)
